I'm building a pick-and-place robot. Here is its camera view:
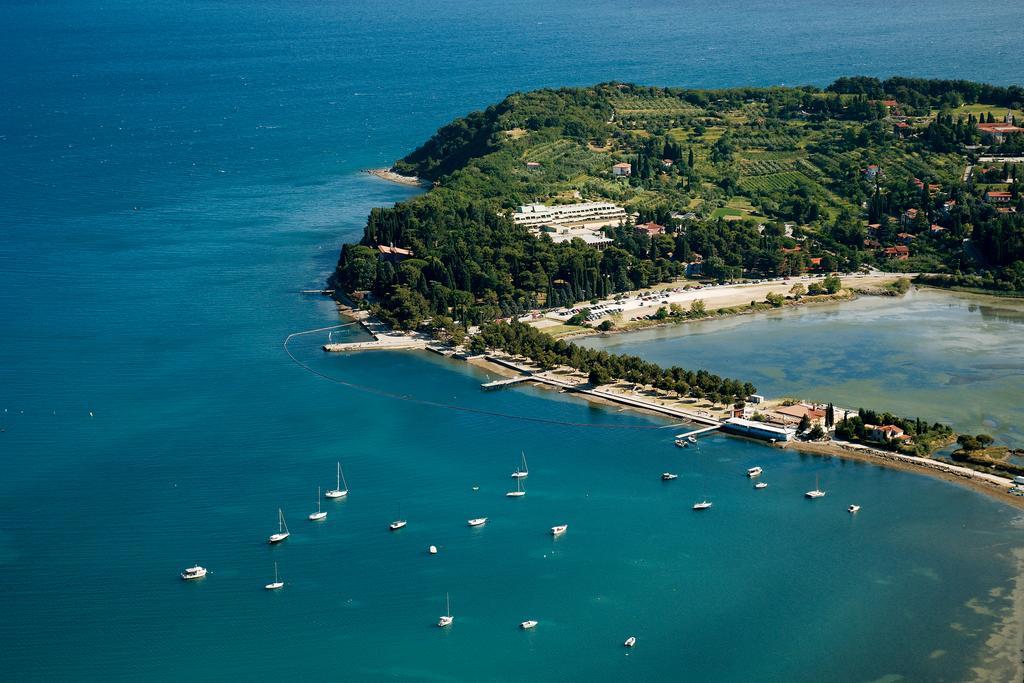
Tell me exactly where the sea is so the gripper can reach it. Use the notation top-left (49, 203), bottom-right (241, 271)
top-left (2, 0), bottom-right (1024, 680)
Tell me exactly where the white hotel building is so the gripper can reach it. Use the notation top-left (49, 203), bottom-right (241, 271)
top-left (512, 202), bottom-right (628, 230)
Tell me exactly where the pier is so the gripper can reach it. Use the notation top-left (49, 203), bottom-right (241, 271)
top-left (674, 425), bottom-right (722, 440)
top-left (481, 376), bottom-right (534, 390)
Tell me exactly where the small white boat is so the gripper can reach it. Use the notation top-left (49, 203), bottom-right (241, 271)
top-left (325, 462), bottom-right (348, 499)
top-left (181, 565), bottom-right (207, 580)
top-left (520, 620), bottom-right (538, 630)
top-left (429, 545), bottom-right (438, 554)
top-left (551, 524), bottom-right (568, 535)
top-left (506, 477), bottom-right (525, 497)
top-left (848, 504), bottom-right (861, 513)
top-left (511, 451), bottom-right (529, 479)
top-left (693, 500), bottom-right (713, 510)
top-left (754, 481), bottom-right (768, 489)
top-left (674, 439), bottom-right (689, 448)
top-left (438, 593), bottom-right (453, 627)
top-left (264, 562), bottom-right (283, 590)
top-left (390, 504), bottom-right (407, 530)
top-left (747, 466), bottom-right (763, 478)
top-left (467, 517), bottom-right (487, 527)
top-left (624, 636), bottom-right (637, 647)
top-left (687, 436), bottom-right (697, 444)
top-left (661, 472), bottom-right (678, 481)
top-left (268, 508), bottom-right (290, 544)
top-left (309, 487), bottom-right (327, 521)
top-left (805, 475), bottom-right (826, 499)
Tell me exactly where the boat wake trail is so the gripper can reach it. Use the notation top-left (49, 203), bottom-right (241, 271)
top-left (283, 325), bottom-right (666, 431)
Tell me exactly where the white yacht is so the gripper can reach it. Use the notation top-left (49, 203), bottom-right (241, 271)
top-left (661, 472), bottom-right (678, 481)
top-left (511, 452), bottom-right (529, 479)
top-left (309, 487), bottom-right (327, 521)
top-left (268, 508), bottom-right (290, 543)
top-left (624, 636), bottom-right (637, 647)
top-left (848, 504), bottom-right (861, 513)
top-left (551, 524), bottom-right (568, 535)
top-left (692, 500), bottom-right (713, 510)
top-left (437, 593), bottom-right (453, 627)
top-left (520, 620), bottom-right (538, 630)
top-left (747, 466), bottom-right (763, 478)
top-left (467, 517), bottom-right (487, 527)
top-left (264, 561), bottom-right (283, 590)
top-left (429, 545), bottom-right (438, 554)
top-left (325, 462), bottom-right (348, 499)
top-left (805, 475), bottom-right (826, 499)
top-left (181, 565), bottom-right (207, 580)
top-left (506, 477), bottom-right (525, 497)
top-left (754, 481), bottom-right (769, 489)
top-left (687, 436), bottom-right (697, 444)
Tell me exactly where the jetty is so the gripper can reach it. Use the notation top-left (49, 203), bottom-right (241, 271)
top-left (675, 425), bottom-right (721, 440)
top-left (481, 376), bottom-right (534, 390)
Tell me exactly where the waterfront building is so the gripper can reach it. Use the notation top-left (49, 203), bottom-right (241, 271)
top-left (721, 417), bottom-right (793, 442)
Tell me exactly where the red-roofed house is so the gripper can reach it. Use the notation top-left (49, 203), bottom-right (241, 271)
top-left (883, 245), bottom-right (910, 260)
top-left (866, 424), bottom-right (905, 443)
top-left (896, 232), bottom-right (915, 244)
top-left (930, 224), bottom-right (947, 234)
top-left (634, 222), bottom-right (666, 237)
top-left (612, 162), bottom-right (632, 177)
top-left (774, 403), bottom-right (827, 428)
top-left (376, 244), bottom-right (414, 263)
top-left (978, 122), bottom-right (1024, 144)
top-left (901, 208), bottom-right (919, 226)
top-left (985, 191), bottom-right (1012, 203)
top-left (863, 164), bottom-right (880, 179)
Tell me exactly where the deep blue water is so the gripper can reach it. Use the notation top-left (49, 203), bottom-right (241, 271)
top-left (3, 0), bottom-right (1024, 680)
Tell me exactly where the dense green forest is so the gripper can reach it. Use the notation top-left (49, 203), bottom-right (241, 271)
top-left (331, 78), bottom-right (1024, 328)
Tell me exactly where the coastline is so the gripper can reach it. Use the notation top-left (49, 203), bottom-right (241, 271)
top-left (365, 167), bottom-right (432, 189)
top-left (462, 352), bottom-right (1024, 511)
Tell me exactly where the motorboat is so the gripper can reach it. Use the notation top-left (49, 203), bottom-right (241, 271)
top-left (429, 545), bottom-right (438, 554)
top-left (692, 500), bottom-right (713, 510)
top-left (181, 565), bottom-right (207, 580)
top-left (551, 524), bottom-right (568, 535)
top-left (747, 466), bottom-right (763, 478)
top-left (674, 439), bottom-right (688, 448)
top-left (520, 620), bottom-right (538, 630)
top-left (467, 517), bottom-right (487, 527)
top-left (754, 481), bottom-right (768, 489)
top-left (624, 636), bottom-right (637, 647)
top-left (848, 504), bottom-right (861, 513)
top-left (661, 472), bottom-right (678, 481)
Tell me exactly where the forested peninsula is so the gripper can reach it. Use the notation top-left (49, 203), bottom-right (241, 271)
top-left (331, 77), bottom-right (1024, 329)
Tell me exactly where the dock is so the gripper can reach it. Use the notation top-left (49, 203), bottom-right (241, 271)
top-left (301, 289), bottom-right (335, 295)
top-left (674, 425), bottom-right (722, 440)
top-left (481, 376), bottom-right (534, 390)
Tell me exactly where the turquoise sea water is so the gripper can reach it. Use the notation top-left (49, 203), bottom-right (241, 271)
top-left (3, 0), bottom-right (1024, 679)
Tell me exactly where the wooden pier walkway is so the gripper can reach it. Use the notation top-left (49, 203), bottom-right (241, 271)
top-left (481, 376), bottom-right (534, 390)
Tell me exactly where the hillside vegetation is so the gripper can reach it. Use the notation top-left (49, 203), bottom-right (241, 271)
top-left (332, 78), bottom-right (1024, 329)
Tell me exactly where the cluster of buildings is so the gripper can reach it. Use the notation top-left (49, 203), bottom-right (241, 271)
top-left (511, 201), bottom-right (630, 249)
top-left (727, 400), bottom-right (914, 447)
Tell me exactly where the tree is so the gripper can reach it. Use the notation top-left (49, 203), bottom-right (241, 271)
top-left (789, 283), bottom-right (806, 299)
top-left (825, 403), bottom-right (835, 428)
top-left (957, 434), bottom-right (980, 451)
top-left (468, 335), bottom-right (487, 355)
top-left (689, 299), bottom-right (707, 317)
top-left (596, 320), bottom-right (614, 331)
top-left (798, 414), bottom-right (811, 432)
top-left (588, 367), bottom-right (611, 386)
top-left (822, 275), bottom-right (842, 294)
top-left (766, 292), bottom-right (785, 307)
top-left (807, 425), bottom-right (826, 440)
top-left (975, 433), bottom-right (994, 448)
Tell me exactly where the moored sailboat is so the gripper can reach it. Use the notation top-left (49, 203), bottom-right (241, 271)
top-left (325, 462), bottom-right (348, 499)
top-left (309, 487), bottom-right (327, 521)
top-left (437, 593), bottom-right (453, 627)
top-left (268, 508), bottom-right (290, 543)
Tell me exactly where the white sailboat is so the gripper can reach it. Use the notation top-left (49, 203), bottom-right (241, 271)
top-left (506, 476), bottom-right (525, 497)
top-left (389, 503), bottom-right (407, 530)
top-left (511, 452), bottom-right (529, 479)
top-left (325, 462), bottom-right (348, 499)
top-left (268, 508), bottom-right (290, 543)
top-left (805, 475), bottom-right (826, 499)
top-left (437, 593), bottom-right (453, 627)
top-left (309, 487), bottom-right (327, 521)
top-left (265, 561), bottom-right (283, 590)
